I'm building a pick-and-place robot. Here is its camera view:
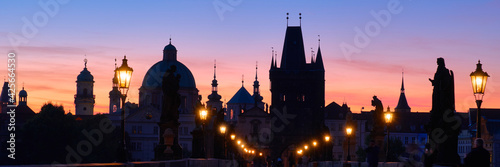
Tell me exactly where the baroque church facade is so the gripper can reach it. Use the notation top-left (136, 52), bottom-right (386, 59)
top-left (106, 40), bottom-right (200, 161)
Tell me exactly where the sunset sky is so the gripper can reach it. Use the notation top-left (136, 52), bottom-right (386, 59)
top-left (0, 0), bottom-right (499, 114)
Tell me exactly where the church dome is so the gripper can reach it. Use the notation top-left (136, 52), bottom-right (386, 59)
top-left (77, 68), bottom-right (94, 82)
top-left (164, 43), bottom-right (176, 51)
top-left (141, 60), bottom-right (196, 89)
top-left (19, 89), bottom-right (27, 97)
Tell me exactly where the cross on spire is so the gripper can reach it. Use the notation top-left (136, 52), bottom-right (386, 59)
top-left (213, 59), bottom-right (217, 79)
top-left (299, 13), bottom-right (302, 26)
top-left (242, 75), bottom-right (244, 87)
top-left (84, 55), bottom-right (88, 68)
top-left (286, 13), bottom-right (289, 26)
top-left (255, 61), bottom-right (258, 80)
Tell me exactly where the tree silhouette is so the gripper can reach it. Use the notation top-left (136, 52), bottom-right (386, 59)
top-left (17, 103), bottom-right (120, 164)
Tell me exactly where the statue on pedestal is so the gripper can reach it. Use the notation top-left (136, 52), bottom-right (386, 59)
top-left (369, 96), bottom-right (386, 161)
top-left (155, 65), bottom-right (183, 160)
top-left (427, 57), bottom-right (460, 166)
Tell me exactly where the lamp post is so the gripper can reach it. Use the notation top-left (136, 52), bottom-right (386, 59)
top-left (220, 124), bottom-right (227, 159)
top-left (470, 60), bottom-right (489, 138)
top-left (230, 134), bottom-right (235, 159)
top-left (384, 112), bottom-right (393, 162)
top-left (199, 109), bottom-right (208, 158)
top-left (115, 56), bottom-right (133, 162)
top-left (312, 141), bottom-right (317, 161)
top-left (346, 127), bottom-right (353, 162)
top-left (324, 135), bottom-right (330, 161)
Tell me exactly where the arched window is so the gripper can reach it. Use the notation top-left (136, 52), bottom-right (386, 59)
top-left (83, 88), bottom-right (88, 96)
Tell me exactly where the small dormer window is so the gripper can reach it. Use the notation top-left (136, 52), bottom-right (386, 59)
top-left (410, 125), bottom-right (416, 132)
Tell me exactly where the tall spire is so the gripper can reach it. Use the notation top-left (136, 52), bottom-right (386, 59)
top-left (242, 75), bottom-right (244, 87)
top-left (255, 61), bottom-right (258, 80)
top-left (213, 59), bottom-right (217, 80)
top-left (401, 71), bottom-right (405, 93)
top-left (208, 59), bottom-right (222, 105)
top-left (310, 47), bottom-right (315, 63)
top-left (315, 36), bottom-right (324, 69)
top-left (253, 61), bottom-right (263, 107)
top-left (112, 59), bottom-right (118, 87)
top-left (395, 71), bottom-right (411, 112)
top-left (271, 47), bottom-right (275, 69)
top-left (274, 52), bottom-right (278, 67)
top-left (211, 59), bottom-right (218, 92)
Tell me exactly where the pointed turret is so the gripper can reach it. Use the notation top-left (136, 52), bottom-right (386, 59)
top-left (280, 26), bottom-right (306, 69)
top-left (315, 45), bottom-right (324, 70)
top-left (310, 48), bottom-right (315, 64)
top-left (207, 60), bottom-right (222, 111)
top-left (253, 62), bottom-right (263, 106)
top-left (395, 72), bottom-right (411, 112)
top-left (271, 48), bottom-right (276, 69)
top-left (109, 59), bottom-right (121, 114)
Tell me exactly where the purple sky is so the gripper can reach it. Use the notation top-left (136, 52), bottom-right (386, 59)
top-left (1, 0), bottom-right (499, 114)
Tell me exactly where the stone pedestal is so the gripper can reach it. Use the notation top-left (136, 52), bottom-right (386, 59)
top-left (155, 121), bottom-right (182, 160)
top-left (374, 135), bottom-right (386, 162)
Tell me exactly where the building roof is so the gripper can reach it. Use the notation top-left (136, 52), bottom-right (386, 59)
top-left (280, 26), bottom-right (306, 69)
top-left (77, 67), bottom-right (94, 82)
top-left (19, 88), bottom-right (27, 97)
top-left (164, 39), bottom-right (177, 51)
top-left (0, 82), bottom-right (10, 103)
top-left (228, 86), bottom-right (254, 104)
top-left (324, 101), bottom-right (350, 120)
top-left (15, 104), bottom-right (35, 116)
top-left (395, 75), bottom-right (411, 111)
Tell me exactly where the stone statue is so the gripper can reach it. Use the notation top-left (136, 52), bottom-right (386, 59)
top-left (370, 96), bottom-right (385, 137)
top-left (427, 57), bottom-right (459, 166)
top-left (369, 96), bottom-right (386, 161)
top-left (160, 65), bottom-right (181, 123)
top-left (155, 65), bottom-right (182, 160)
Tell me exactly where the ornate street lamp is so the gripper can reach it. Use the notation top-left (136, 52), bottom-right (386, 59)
top-left (324, 135), bottom-right (331, 161)
top-left (220, 124), bottom-right (227, 159)
top-left (231, 134), bottom-right (236, 140)
top-left (470, 60), bottom-right (489, 138)
top-left (199, 109), bottom-right (208, 158)
top-left (346, 127), bottom-right (353, 162)
top-left (200, 110), bottom-right (208, 121)
top-left (115, 56), bottom-right (133, 162)
top-left (312, 141), bottom-right (318, 161)
top-left (384, 112), bottom-right (393, 161)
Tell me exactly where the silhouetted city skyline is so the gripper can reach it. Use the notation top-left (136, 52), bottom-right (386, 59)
top-left (1, 1), bottom-right (499, 115)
